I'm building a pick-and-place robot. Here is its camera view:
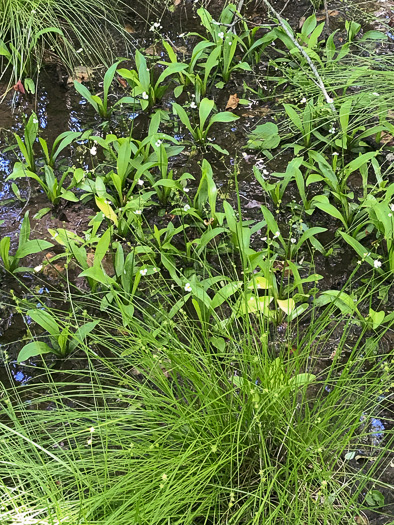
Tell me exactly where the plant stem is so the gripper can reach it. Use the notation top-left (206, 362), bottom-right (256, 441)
top-left (261, 0), bottom-right (337, 114)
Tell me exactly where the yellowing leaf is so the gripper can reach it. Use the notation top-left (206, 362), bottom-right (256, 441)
top-left (242, 295), bottom-right (273, 316)
top-left (95, 197), bottom-right (118, 226)
top-left (247, 276), bottom-right (271, 290)
top-left (277, 298), bottom-right (296, 315)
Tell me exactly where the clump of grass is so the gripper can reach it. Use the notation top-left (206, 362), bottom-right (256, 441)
top-left (0, 291), bottom-right (392, 524)
top-left (0, 0), bottom-right (132, 89)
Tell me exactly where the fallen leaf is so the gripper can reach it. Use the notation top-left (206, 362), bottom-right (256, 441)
top-left (380, 131), bottom-right (394, 146)
top-left (242, 105), bottom-right (271, 118)
top-left (117, 76), bottom-right (128, 88)
top-left (67, 65), bottom-right (95, 84)
top-left (225, 93), bottom-right (239, 110)
top-left (299, 10), bottom-right (338, 27)
top-left (316, 10), bottom-right (339, 21)
top-left (124, 22), bottom-right (135, 34)
top-left (145, 44), bottom-right (158, 56)
top-left (355, 515), bottom-right (369, 524)
top-left (13, 80), bottom-right (25, 94)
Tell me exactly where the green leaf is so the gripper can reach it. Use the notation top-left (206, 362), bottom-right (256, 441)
top-left (95, 197), bottom-right (118, 226)
top-left (27, 309), bottom-right (60, 337)
top-left (94, 228), bottom-right (111, 267)
top-left (15, 239), bottom-right (54, 259)
top-left (211, 281), bottom-right (242, 309)
top-left (17, 342), bottom-right (54, 362)
top-left (69, 320), bottom-right (99, 352)
top-left (288, 373), bottom-right (316, 388)
top-left (199, 98), bottom-right (215, 131)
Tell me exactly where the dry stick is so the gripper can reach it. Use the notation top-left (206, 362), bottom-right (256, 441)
top-left (324, 0), bottom-right (330, 30)
top-left (261, 0), bottom-right (337, 114)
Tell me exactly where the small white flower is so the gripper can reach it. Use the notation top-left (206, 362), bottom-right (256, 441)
top-left (374, 260), bottom-right (382, 268)
top-left (185, 283), bottom-right (192, 292)
top-left (300, 97), bottom-right (307, 103)
top-left (135, 210), bottom-right (142, 215)
top-left (155, 140), bottom-right (162, 147)
top-left (262, 169), bottom-right (269, 175)
top-left (90, 146), bottom-right (97, 155)
top-left (89, 427), bottom-right (95, 433)
top-left (290, 238), bottom-right (296, 244)
top-left (372, 92), bottom-right (380, 96)
top-left (228, 41), bottom-right (232, 45)
top-left (76, 48), bottom-right (83, 53)
top-left (138, 179), bottom-right (144, 186)
top-left (142, 92), bottom-right (149, 100)
top-left (332, 152), bottom-right (339, 156)
top-left (184, 187), bottom-right (189, 193)
top-left (273, 231), bottom-right (280, 238)
top-left (31, 9), bottom-right (36, 14)
top-left (149, 25), bottom-right (155, 31)
top-left (190, 101), bottom-right (197, 109)
top-left (329, 127), bottom-right (335, 134)
top-left (34, 265), bottom-right (43, 273)
top-left (218, 32), bottom-right (224, 39)
top-left (357, 260), bottom-right (362, 265)
top-left (326, 97), bottom-right (334, 104)
top-left (183, 204), bottom-right (190, 212)
top-left (87, 438), bottom-right (92, 445)
top-left (261, 236), bottom-right (267, 241)
top-left (179, 33), bottom-right (186, 38)
top-left (140, 268), bottom-right (148, 276)
top-left (32, 118), bottom-right (38, 124)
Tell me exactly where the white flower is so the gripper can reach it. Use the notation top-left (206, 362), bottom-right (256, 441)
top-left (155, 140), bottom-right (162, 147)
top-left (262, 169), bottom-right (269, 175)
top-left (184, 187), bottom-right (189, 193)
top-left (290, 238), bottom-right (296, 244)
top-left (87, 438), bottom-right (92, 445)
top-left (332, 152), bottom-right (339, 156)
top-left (32, 118), bottom-right (38, 124)
top-left (76, 48), bottom-right (83, 53)
top-left (190, 101), bottom-right (197, 109)
top-left (300, 97), bottom-right (307, 103)
top-left (149, 25), bottom-right (155, 31)
top-left (90, 146), bottom-right (97, 155)
top-left (228, 41), bottom-right (232, 45)
top-left (140, 268), bottom-right (148, 276)
top-left (34, 265), bottom-right (43, 272)
top-left (89, 427), bottom-right (95, 433)
top-left (372, 92), bottom-right (380, 96)
top-left (31, 9), bottom-right (36, 14)
top-left (329, 127), bottom-right (335, 134)
top-left (374, 260), bottom-right (382, 268)
top-left (142, 92), bottom-right (149, 100)
top-left (185, 283), bottom-right (192, 292)
top-left (326, 97), bottom-right (334, 104)
top-left (183, 204), bottom-right (190, 211)
top-left (273, 231), bottom-right (280, 238)
top-left (218, 32), bottom-right (224, 39)
top-left (138, 179), bottom-right (144, 186)
top-left (135, 210), bottom-right (142, 215)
